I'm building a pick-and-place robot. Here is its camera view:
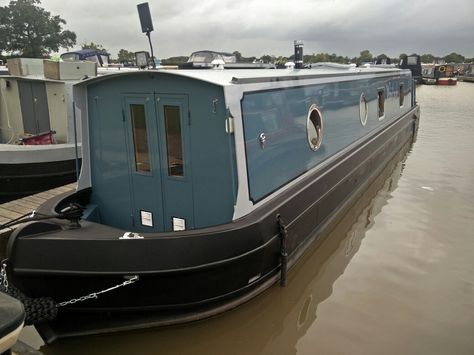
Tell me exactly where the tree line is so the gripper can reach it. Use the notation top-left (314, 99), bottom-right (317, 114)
top-left (1, 0), bottom-right (473, 66)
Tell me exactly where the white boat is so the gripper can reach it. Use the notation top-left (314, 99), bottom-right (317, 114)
top-left (0, 58), bottom-right (89, 202)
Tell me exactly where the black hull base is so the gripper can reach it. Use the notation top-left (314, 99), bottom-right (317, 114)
top-left (6, 106), bottom-right (420, 343)
top-left (0, 160), bottom-right (80, 203)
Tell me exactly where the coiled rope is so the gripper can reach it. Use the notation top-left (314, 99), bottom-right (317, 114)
top-left (1, 261), bottom-right (57, 324)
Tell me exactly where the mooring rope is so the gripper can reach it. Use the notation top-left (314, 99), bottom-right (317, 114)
top-left (0, 203), bottom-right (85, 230)
top-left (0, 203), bottom-right (140, 325)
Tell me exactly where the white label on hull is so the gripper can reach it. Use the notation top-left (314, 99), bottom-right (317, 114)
top-left (173, 217), bottom-right (186, 231)
top-left (140, 210), bottom-right (153, 227)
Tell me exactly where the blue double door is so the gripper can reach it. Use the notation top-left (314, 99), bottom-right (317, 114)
top-left (121, 93), bottom-right (194, 232)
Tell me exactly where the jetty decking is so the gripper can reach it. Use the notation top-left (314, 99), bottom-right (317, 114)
top-left (0, 183), bottom-right (76, 241)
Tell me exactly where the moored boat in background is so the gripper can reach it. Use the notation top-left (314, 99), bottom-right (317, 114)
top-left (422, 63), bottom-right (457, 85)
top-left (0, 58), bottom-right (90, 202)
top-left (458, 63), bottom-right (474, 82)
top-left (4, 58), bottom-right (420, 343)
top-left (400, 54), bottom-right (422, 84)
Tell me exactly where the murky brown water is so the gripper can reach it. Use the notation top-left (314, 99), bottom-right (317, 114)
top-left (18, 82), bottom-right (474, 354)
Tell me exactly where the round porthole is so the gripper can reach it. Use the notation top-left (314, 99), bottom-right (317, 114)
top-left (359, 93), bottom-right (368, 126)
top-left (307, 104), bottom-right (323, 151)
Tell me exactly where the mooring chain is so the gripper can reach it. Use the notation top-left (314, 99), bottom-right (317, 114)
top-left (57, 275), bottom-right (139, 307)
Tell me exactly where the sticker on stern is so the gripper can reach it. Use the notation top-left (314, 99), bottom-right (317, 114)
top-left (172, 217), bottom-right (186, 231)
top-left (140, 210), bottom-right (153, 227)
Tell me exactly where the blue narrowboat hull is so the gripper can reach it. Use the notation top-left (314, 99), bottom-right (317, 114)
top-left (6, 103), bottom-right (419, 343)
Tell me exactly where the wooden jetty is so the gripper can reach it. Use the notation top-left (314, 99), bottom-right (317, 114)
top-left (0, 183), bottom-right (76, 253)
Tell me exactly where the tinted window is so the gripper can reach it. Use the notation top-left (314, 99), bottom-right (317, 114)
top-left (130, 104), bottom-right (151, 172)
top-left (164, 105), bottom-right (184, 177)
top-left (378, 89), bottom-right (385, 118)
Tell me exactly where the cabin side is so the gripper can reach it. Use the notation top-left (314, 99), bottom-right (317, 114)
top-left (76, 72), bottom-right (237, 232)
top-left (224, 69), bottom-right (414, 217)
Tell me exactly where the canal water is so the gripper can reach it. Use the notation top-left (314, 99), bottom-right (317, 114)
top-left (17, 82), bottom-right (474, 354)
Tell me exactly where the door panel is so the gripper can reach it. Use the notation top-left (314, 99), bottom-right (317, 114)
top-left (31, 82), bottom-right (50, 133)
top-left (156, 94), bottom-right (194, 231)
top-left (18, 81), bottom-right (50, 134)
top-left (115, 94), bottom-right (194, 232)
top-left (18, 81), bottom-right (37, 134)
top-left (123, 95), bottom-right (165, 232)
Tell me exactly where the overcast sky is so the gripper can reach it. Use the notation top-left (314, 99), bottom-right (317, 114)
top-left (3, 0), bottom-right (474, 58)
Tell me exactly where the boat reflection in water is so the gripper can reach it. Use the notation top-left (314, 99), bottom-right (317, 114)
top-left (41, 138), bottom-right (413, 355)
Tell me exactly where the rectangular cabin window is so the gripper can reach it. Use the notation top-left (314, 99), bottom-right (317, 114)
top-left (164, 105), bottom-right (184, 177)
top-left (407, 56), bottom-right (417, 65)
top-left (399, 84), bottom-right (404, 107)
top-left (378, 89), bottom-right (385, 118)
top-left (130, 104), bottom-right (151, 173)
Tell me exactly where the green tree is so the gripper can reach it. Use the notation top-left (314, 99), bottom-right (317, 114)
top-left (259, 54), bottom-right (274, 63)
top-left (0, 0), bottom-right (76, 57)
top-left (357, 50), bottom-right (373, 65)
top-left (275, 56), bottom-right (289, 65)
top-left (443, 52), bottom-right (465, 63)
top-left (420, 54), bottom-right (435, 63)
top-left (232, 51), bottom-right (242, 62)
top-left (117, 49), bottom-right (135, 63)
top-left (161, 56), bottom-right (188, 65)
top-left (82, 42), bottom-right (107, 52)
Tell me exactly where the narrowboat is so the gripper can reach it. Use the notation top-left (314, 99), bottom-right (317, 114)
top-left (60, 49), bottom-right (111, 68)
top-left (422, 64), bottom-right (457, 85)
top-left (459, 63), bottom-right (474, 82)
top-left (399, 54), bottom-right (422, 84)
top-left (0, 58), bottom-right (95, 202)
top-left (4, 63), bottom-right (420, 343)
top-left (178, 50), bottom-right (276, 69)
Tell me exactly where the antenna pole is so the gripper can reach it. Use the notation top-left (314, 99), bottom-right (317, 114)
top-left (146, 31), bottom-right (155, 68)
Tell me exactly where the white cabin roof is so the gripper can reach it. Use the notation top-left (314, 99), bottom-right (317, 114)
top-left (76, 65), bottom-right (405, 88)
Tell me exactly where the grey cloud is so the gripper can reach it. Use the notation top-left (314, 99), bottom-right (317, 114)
top-left (3, 0), bottom-right (471, 58)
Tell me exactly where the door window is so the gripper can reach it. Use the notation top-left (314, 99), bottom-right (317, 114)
top-left (130, 104), bottom-right (151, 172)
top-left (164, 105), bottom-right (184, 177)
